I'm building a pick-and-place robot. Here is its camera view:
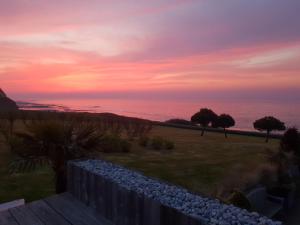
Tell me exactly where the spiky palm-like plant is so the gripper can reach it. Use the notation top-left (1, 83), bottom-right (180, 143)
top-left (10, 119), bottom-right (103, 193)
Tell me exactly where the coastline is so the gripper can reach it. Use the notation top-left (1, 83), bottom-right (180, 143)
top-left (15, 100), bottom-right (282, 139)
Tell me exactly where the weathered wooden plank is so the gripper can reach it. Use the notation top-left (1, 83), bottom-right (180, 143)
top-left (160, 205), bottom-right (185, 225)
top-left (115, 185), bottom-right (125, 225)
top-left (143, 197), bottom-right (161, 225)
top-left (79, 168), bottom-right (87, 204)
top-left (95, 174), bottom-right (105, 216)
top-left (28, 200), bottom-right (70, 225)
top-left (0, 210), bottom-right (19, 225)
top-left (126, 190), bottom-right (136, 225)
top-left (103, 178), bottom-right (113, 221)
top-left (0, 199), bottom-right (25, 212)
top-left (87, 172), bottom-right (96, 209)
top-left (133, 192), bottom-right (144, 225)
top-left (63, 193), bottom-right (114, 225)
top-left (120, 187), bottom-right (131, 225)
top-left (45, 193), bottom-right (112, 225)
top-left (66, 162), bottom-right (74, 195)
top-left (111, 182), bottom-right (118, 225)
top-left (9, 206), bottom-right (44, 225)
top-left (72, 166), bottom-right (81, 200)
top-left (187, 215), bottom-right (204, 225)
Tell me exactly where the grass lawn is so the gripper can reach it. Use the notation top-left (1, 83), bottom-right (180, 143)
top-left (100, 125), bottom-right (279, 196)
top-left (0, 141), bottom-right (54, 204)
top-left (0, 124), bottom-right (279, 203)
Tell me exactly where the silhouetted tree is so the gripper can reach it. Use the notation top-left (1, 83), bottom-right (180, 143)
top-left (253, 116), bottom-right (286, 142)
top-left (191, 108), bottom-right (217, 136)
top-left (216, 114), bottom-right (235, 138)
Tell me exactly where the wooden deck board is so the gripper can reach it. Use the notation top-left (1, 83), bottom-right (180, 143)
top-left (28, 200), bottom-right (71, 225)
top-left (9, 205), bottom-right (44, 225)
top-left (0, 211), bottom-right (19, 225)
top-left (0, 193), bottom-right (113, 225)
top-left (45, 193), bottom-right (112, 225)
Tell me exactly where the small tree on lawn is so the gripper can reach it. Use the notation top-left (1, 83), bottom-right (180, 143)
top-left (253, 116), bottom-right (286, 142)
top-left (216, 114), bottom-right (235, 138)
top-left (191, 108), bottom-right (217, 136)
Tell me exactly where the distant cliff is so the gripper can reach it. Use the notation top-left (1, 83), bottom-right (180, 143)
top-left (0, 88), bottom-right (18, 111)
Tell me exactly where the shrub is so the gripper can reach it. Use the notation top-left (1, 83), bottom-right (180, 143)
top-left (151, 136), bottom-right (164, 150)
top-left (100, 135), bottom-right (131, 153)
top-left (138, 136), bottom-right (149, 147)
top-left (280, 128), bottom-right (300, 154)
top-left (164, 140), bottom-right (175, 150)
top-left (120, 139), bottom-right (131, 153)
top-left (215, 162), bottom-right (277, 199)
top-left (226, 191), bottom-right (251, 210)
top-left (256, 163), bottom-right (278, 188)
top-left (124, 121), bottom-right (152, 140)
top-left (165, 118), bottom-right (193, 126)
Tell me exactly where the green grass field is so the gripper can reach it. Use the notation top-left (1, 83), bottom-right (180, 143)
top-left (0, 125), bottom-right (279, 203)
top-left (101, 126), bottom-right (279, 196)
top-left (0, 142), bottom-right (54, 204)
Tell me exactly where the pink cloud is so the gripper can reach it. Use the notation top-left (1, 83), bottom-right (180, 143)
top-left (0, 0), bottom-right (300, 100)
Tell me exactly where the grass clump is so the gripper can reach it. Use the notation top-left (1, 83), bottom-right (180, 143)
top-left (164, 140), bottom-right (175, 150)
top-left (138, 136), bottom-right (149, 147)
top-left (100, 134), bottom-right (131, 153)
top-left (150, 136), bottom-right (175, 150)
top-left (151, 136), bottom-right (165, 150)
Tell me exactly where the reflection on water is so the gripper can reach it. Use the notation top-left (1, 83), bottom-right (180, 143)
top-left (18, 98), bottom-right (300, 131)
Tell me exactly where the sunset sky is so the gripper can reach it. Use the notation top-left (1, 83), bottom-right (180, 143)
top-left (1, 0), bottom-right (300, 101)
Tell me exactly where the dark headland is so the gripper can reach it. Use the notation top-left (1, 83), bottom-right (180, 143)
top-left (0, 88), bottom-right (19, 111)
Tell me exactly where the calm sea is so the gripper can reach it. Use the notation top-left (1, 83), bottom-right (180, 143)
top-left (18, 98), bottom-right (300, 131)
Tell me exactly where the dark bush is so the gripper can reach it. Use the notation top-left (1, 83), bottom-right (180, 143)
top-left (164, 140), bottom-right (175, 150)
top-left (100, 135), bottom-right (131, 153)
top-left (139, 136), bottom-right (149, 147)
top-left (149, 136), bottom-right (175, 150)
top-left (120, 139), bottom-right (131, 153)
top-left (165, 118), bottom-right (193, 126)
top-left (226, 191), bottom-right (251, 210)
top-left (124, 121), bottom-right (152, 140)
top-left (280, 128), bottom-right (300, 154)
top-left (151, 136), bottom-right (164, 150)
